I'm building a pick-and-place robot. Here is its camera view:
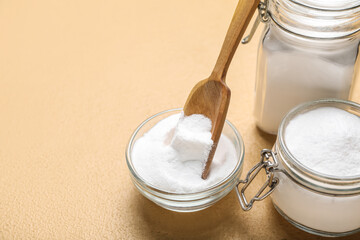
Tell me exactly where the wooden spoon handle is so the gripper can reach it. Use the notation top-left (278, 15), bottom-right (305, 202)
top-left (211, 0), bottom-right (260, 81)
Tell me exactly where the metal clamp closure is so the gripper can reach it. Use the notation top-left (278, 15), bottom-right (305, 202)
top-left (236, 149), bottom-right (279, 211)
top-left (242, 0), bottom-right (270, 44)
top-left (258, 0), bottom-right (270, 23)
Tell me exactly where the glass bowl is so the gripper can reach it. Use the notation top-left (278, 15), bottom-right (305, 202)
top-left (126, 108), bottom-right (245, 212)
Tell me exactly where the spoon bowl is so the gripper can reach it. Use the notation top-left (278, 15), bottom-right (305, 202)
top-left (183, 0), bottom-right (260, 179)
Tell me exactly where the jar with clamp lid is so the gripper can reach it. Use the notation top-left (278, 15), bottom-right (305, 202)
top-left (243, 0), bottom-right (360, 134)
top-left (236, 99), bottom-right (360, 237)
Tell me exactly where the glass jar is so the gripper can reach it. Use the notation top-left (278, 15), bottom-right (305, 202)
top-left (126, 108), bottom-right (245, 212)
top-left (253, 0), bottom-right (360, 134)
top-left (237, 99), bottom-right (360, 237)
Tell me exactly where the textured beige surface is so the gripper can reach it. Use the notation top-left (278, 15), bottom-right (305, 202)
top-left (0, 0), bottom-right (359, 239)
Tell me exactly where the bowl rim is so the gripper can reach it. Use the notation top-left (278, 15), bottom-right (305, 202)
top-left (125, 108), bottom-right (245, 196)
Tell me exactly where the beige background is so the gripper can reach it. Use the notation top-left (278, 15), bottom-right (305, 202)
top-left (0, 0), bottom-right (359, 239)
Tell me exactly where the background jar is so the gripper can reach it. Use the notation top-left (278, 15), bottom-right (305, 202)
top-left (253, 0), bottom-right (360, 134)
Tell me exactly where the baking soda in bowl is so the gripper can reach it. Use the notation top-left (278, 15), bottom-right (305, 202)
top-left (131, 112), bottom-right (238, 193)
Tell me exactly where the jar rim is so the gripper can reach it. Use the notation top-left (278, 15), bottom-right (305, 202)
top-left (269, 15), bottom-right (360, 41)
top-left (289, 0), bottom-right (360, 11)
top-left (125, 108), bottom-right (245, 196)
top-left (269, 0), bottom-right (360, 39)
top-left (277, 99), bottom-right (360, 185)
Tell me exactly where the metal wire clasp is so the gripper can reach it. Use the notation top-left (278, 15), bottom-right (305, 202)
top-left (242, 0), bottom-right (270, 44)
top-left (236, 149), bottom-right (279, 211)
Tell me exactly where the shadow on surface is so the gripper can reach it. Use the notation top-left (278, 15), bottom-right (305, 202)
top-left (255, 126), bottom-right (277, 148)
top-left (133, 191), bottom-right (246, 240)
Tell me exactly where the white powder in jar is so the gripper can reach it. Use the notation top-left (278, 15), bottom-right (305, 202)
top-left (254, 25), bottom-right (359, 134)
top-left (131, 113), bottom-right (238, 193)
top-left (271, 106), bottom-right (360, 233)
top-left (285, 107), bottom-right (360, 177)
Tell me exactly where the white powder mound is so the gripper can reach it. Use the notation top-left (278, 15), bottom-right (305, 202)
top-left (170, 113), bottom-right (213, 163)
top-left (131, 113), bottom-right (238, 193)
top-left (285, 107), bottom-right (360, 177)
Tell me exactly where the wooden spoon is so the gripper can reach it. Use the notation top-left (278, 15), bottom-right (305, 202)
top-left (183, 0), bottom-right (260, 179)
